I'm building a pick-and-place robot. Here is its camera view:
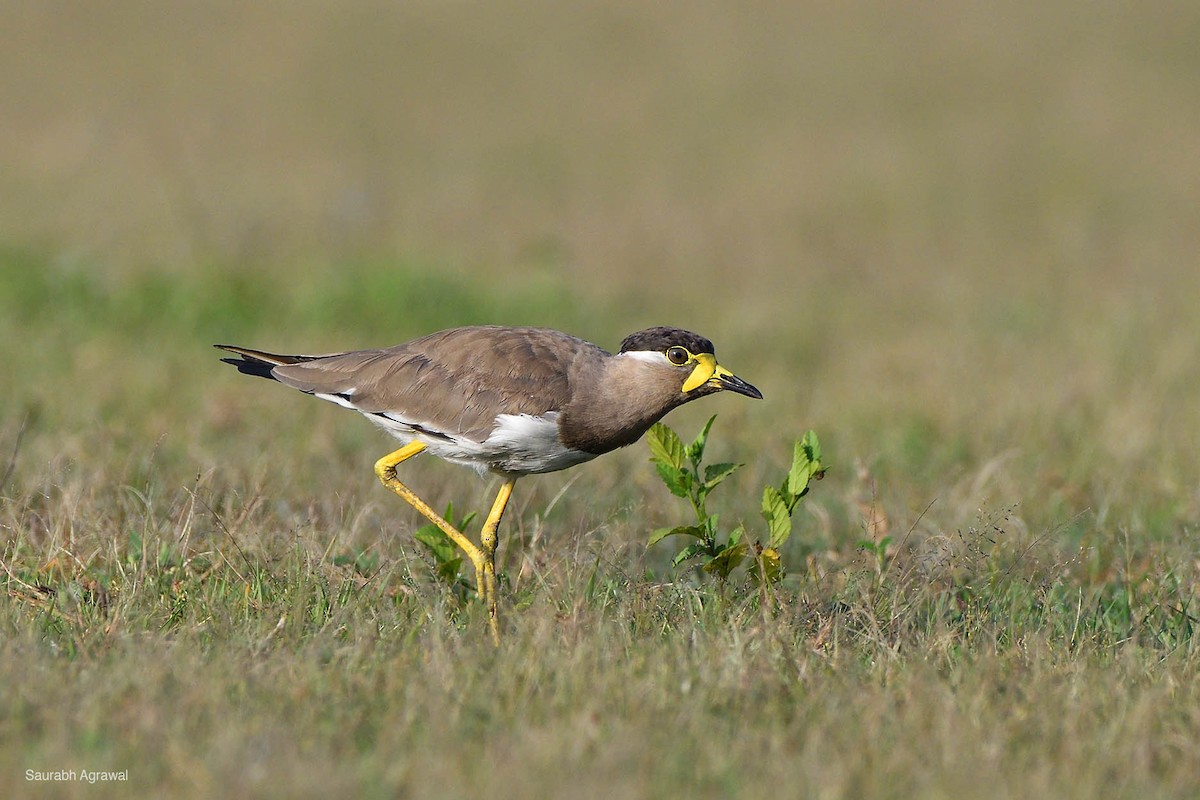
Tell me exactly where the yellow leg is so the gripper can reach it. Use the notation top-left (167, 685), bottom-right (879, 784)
top-left (375, 442), bottom-right (485, 570)
top-left (374, 442), bottom-right (516, 644)
top-left (479, 478), bottom-right (517, 645)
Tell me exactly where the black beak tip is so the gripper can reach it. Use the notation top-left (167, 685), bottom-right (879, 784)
top-left (720, 374), bottom-right (763, 400)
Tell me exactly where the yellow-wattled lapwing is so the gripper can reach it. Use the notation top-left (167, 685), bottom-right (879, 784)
top-left (216, 325), bottom-right (761, 641)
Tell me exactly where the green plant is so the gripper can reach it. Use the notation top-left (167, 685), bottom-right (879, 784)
top-left (412, 503), bottom-right (476, 591)
top-left (647, 415), bottom-right (825, 584)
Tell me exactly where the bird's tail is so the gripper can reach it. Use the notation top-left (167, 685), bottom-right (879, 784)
top-left (214, 344), bottom-right (321, 380)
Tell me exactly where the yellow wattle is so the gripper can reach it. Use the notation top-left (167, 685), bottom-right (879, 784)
top-left (682, 353), bottom-right (717, 393)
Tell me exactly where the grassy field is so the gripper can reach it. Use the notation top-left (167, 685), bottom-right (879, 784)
top-left (3, 2), bottom-right (1200, 797)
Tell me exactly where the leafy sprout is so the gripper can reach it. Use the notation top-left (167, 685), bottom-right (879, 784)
top-left (647, 416), bottom-right (825, 585)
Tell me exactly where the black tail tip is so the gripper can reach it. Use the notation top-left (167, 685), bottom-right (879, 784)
top-left (217, 351), bottom-right (278, 381)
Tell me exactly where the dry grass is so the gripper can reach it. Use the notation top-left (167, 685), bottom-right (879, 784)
top-left (3, 1), bottom-right (1200, 797)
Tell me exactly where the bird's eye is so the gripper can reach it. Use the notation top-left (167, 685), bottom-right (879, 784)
top-left (666, 346), bottom-right (690, 365)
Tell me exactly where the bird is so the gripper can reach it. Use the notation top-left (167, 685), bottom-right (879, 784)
top-left (215, 325), bottom-right (762, 642)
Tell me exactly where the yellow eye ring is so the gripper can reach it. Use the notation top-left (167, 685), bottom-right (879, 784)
top-left (666, 346), bottom-right (690, 366)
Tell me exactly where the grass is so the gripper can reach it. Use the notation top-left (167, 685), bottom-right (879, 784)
top-left (4, 1), bottom-right (1200, 797)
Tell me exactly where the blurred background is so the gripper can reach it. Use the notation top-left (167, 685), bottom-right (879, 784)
top-left (2, 0), bottom-right (1198, 558)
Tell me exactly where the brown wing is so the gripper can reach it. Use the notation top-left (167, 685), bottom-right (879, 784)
top-left (269, 326), bottom-right (609, 442)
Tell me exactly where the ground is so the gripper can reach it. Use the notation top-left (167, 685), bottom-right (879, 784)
top-left (2, 2), bottom-right (1200, 797)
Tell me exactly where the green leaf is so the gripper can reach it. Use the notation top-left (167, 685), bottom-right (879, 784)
top-left (647, 423), bottom-right (686, 470)
top-left (413, 503), bottom-right (471, 585)
top-left (749, 547), bottom-right (783, 585)
top-left (413, 501), bottom-right (475, 554)
top-left (648, 525), bottom-right (706, 546)
top-left (703, 461), bottom-right (742, 491)
top-left (413, 524), bottom-right (457, 565)
top-left (672, 542), bottom-right (708, 567)
top-left (435, 557), bottom-right (463, 584)
top-left (787, 430), bottom-right (826, 497)
top-left (354, 551), bottom-right (379, 574)
top-left (857, 536), bottom-right (891, 555)
top-left (728, 524), bottom-right (744, 546)
top-left (761, 485), bottom-right (793, 548)
top-left (702, 541), bottom-right (748, 579)
top-left (787, 438), bottom-right (813, 498)
top-left (655, 461), bottom-right (692, 498)
top-left (802, 429), bottom-right (822, 464)
top-left (686, 414), bottom-right (718, 466)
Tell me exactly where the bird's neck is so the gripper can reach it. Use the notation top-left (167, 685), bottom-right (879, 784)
top-left (557, 356), bottom-right (685, 455)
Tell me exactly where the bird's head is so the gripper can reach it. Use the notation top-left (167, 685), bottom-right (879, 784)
top-left (617, 327), bottom-right (763, 402)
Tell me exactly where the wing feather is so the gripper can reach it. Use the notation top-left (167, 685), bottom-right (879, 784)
top-left (269, 326), bottom-right (608, 442)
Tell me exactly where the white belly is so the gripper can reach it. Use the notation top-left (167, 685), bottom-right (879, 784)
top-left (365, 410), bottom-right (598, 476)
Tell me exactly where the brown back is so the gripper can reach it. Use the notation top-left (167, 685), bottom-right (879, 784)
top-left (270, 326), bottom-right (610, 442)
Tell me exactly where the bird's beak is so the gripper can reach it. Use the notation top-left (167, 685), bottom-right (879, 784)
top-left (682, 353), bottom-right (763, 399)
top-left (708, 365), bottom-right (763, 399)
